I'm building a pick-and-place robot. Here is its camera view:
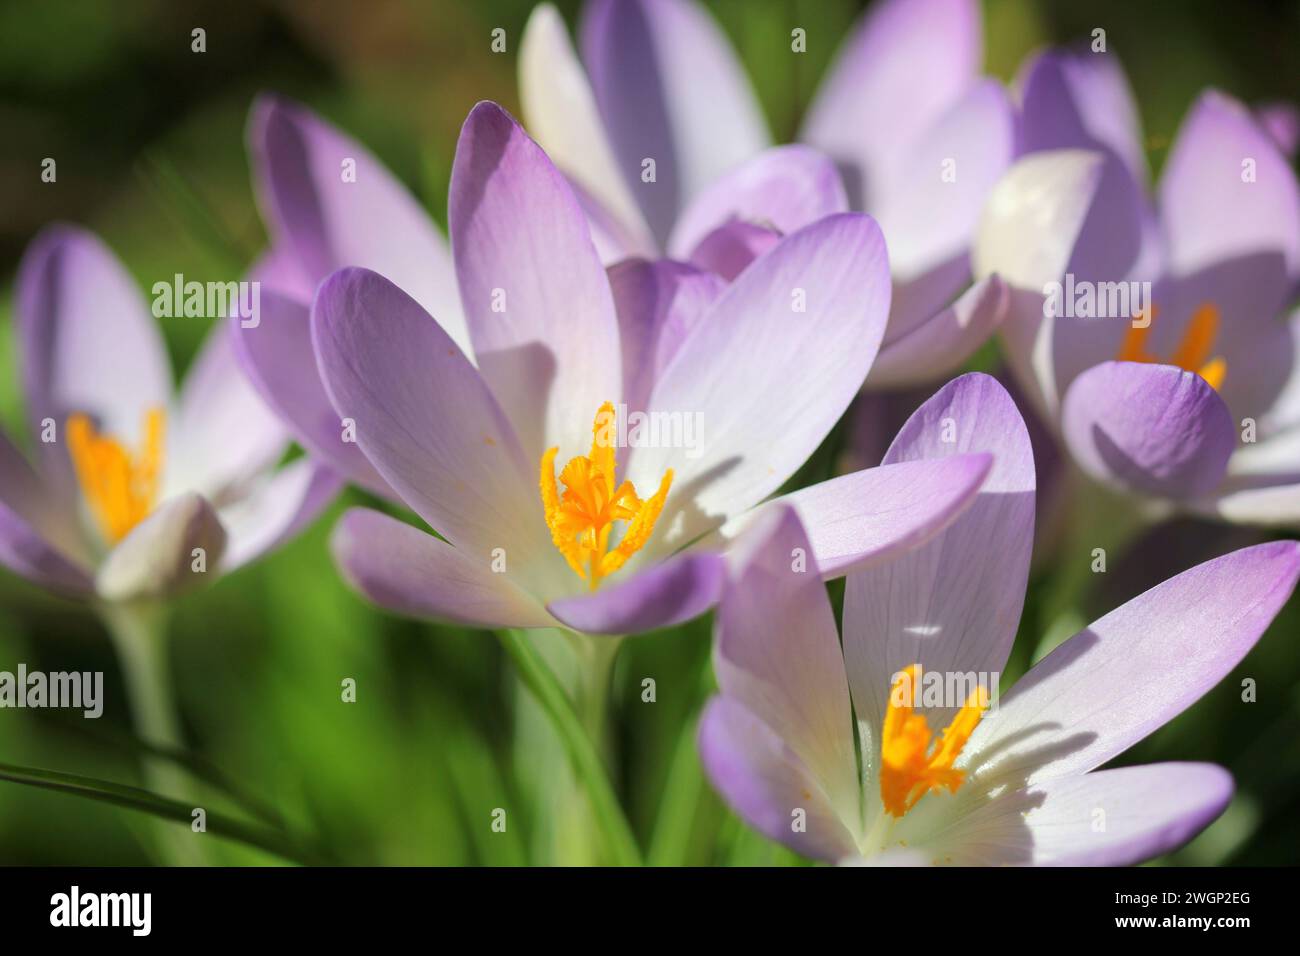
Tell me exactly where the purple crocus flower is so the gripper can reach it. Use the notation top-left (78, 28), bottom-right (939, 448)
top-left (0, 226), bottom-right (338, 604)
top-left (300, 102), bottom-right (993, 636)
top-left (518, 0), bottom-right (1017, 387)
top-left (975, 50), bottom-right (1300, 525)
top-left (701, 372), bottom-right (1300, 865)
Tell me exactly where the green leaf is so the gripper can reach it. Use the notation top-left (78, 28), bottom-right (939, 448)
top-left (0, 761), bottom-right (327, 866)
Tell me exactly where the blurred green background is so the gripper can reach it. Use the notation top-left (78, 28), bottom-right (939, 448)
top-left (1, 0), bottom-right (1299, 865)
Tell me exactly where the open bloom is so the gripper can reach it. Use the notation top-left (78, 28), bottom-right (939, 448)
top-left (0, 226), bottom-right (338, 604)
top-left (518, 0), bottom-right (1016, 387)
top-left (306, 102), bottom-right (994, 635)
top-left (976, 50), bottom-right (1300, 525)
top-left (236, 94), bottom-right (856, 502)
top-left (701, 373), bottom-right (1300, 865)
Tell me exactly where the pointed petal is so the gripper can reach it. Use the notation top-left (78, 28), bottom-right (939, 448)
top-left (519, 3), bottom-right (655, 256)
top-left (844, 373), bottom-right (1035, 733)
top-left (967, 541), bottom-right (1300, 789)
top-left (449, 101), bottom-right (621, 463)
top-left (580, 0), bottom-right (769, 243)
top-left (248, 94), bottom-right (469, 355)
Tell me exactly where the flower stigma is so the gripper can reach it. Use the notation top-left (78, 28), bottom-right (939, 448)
top-left (539, 401), bottom-right (673, 590)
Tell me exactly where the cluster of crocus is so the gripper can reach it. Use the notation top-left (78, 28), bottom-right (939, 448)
top-left (976, 49), bottom-right (1300, 527)
top-left (4, 0), bottom-right (1296, 870)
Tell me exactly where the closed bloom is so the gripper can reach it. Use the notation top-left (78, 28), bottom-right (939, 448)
top-left (519, 0), bottom-right (1016, 387)
top-left (0, 226), bottom-right (338, 604)
top-left (976, 50), bottom-right (1300, 525)
top-left (700, 373), bottom-right (1300, 865)
top-left (306, 102), bottom-right (994, 636)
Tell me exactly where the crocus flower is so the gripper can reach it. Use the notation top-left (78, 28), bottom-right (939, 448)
top-left (700, 372), bottom-right (1300, 865)
top-left (305, 102), bottom-right (993, 636)
top-left (975, 50), bottom-right (1300, 526)
top-left (518, 0), bottom-right (1017, 387)
top-left (0, 225), bottom-right (338, 604)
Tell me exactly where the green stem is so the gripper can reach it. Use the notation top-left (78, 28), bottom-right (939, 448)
top-left (100, 601), bottom-right (204, 865)
top-left (499, 629), bottom-right (641, 866)
top-left (647, 656), bottom-right (715, 866)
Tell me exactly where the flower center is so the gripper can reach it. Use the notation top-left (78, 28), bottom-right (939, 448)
top-left (1116, 302), bottom-right (1226, 390)
top-left (66, 407), bottom-right (166, 545)
top-left (539, 402), bottom-right (673, 590)
top-left (879, 664), bottom-right (988, 818)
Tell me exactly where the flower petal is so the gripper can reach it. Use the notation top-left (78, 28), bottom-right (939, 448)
top-left (167, 320), bottom-right (288, 500)
top-left (0, 430), bottom-right (92, 594)
top-left (232, 290), bottom-right (391, 497)
top-left (872, 79), bottom-right (1015, 281)
top-left (1060, 361), bottom-right (1235, 500)
top-left (218, 459), bottom-right (341, 572)
top-left (629, 213), bottom-right (891, 549)
top-left (713, 506), bottom-right (860, 831)
top-left (519, 3), bottom-right (656, 257)
top-left (607, 258), bottom-right (724, 415)
top-left (1255, 101), bottom-right (1300, 159)
top-left (580, 0), bottom-right (770, 243)
top-left (966, 540), bottom-right (1300, 789)
top-left (687, 221), bottom-right (781, 281)
top-left (95, 493), bottom-right (227, 602)
top-left (867, 275), bottom-right (1009, 388)
top-left (666, 145), bottom-right (848, 260)
top-left (698, 696), bottom-right (860, 863)
top-left (330, 507), bottom-right (554, 629)
top-left (547, 551), bottom-right (725, 635)
top-left (843, 373), bottom-right (1035, 733)
top-left (448, 101), bottom-right (621, 463)
top-left (801, 0), bottom-right (981, 210)
top-left (1159, 90), bottom-right (1300, 294)
top-left (311, 267), bottom-right (553, 580)
top-left (707, 453), bottom-right (992, 579)
top-left (929, 763), bottom-right (1232, 866)
top-left (16, 225), bottom-right (172, 450)
top-left (248, 94), bottom-right (470, 355)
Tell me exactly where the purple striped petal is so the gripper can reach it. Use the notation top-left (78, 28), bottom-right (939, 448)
top-left (330, 507), bottom-right (554, 629)
top-left (843, 373), bottom-right (1035, 732)
top-left (801, 0), bottom-right (980, 210)
top-left (311, 267), bottom-right (549, 575)
top-left (248, 94), bottom-right (469, 355)
top-left (232, 290), bottom-right (392, 498)
top-left (218, 459), bottom-right (341, 572)
top-left (628, 213), bottom-right (891, 551)
top-left (932, 763), bottom-right (1232, 866)
top-left (449, 101), bottom-right (621, 464)
top-left (713, 506), bottom-right (861, 829)
top-left (967, 540), bottom-right (1300, 789)
top-left (581, 0), bottom-right (769, 244)
top-left (698, 696), bottom-right (859, 863)
top-left (607, 258), bottom-right (724, 415)
top-left (687, 221), bottom-right (781, 281)
top-left (1060, 361), bottom-right (1235, 500)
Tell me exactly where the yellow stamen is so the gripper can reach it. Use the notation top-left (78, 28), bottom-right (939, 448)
top-left (66, 407), bottom-right (166, 544)
top-left (1116, 302), bottom-right (1226, 390)
top-left (879, 664), bottom-right (989, 818)
top-left (540, 402), bottom-right (673, 590)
